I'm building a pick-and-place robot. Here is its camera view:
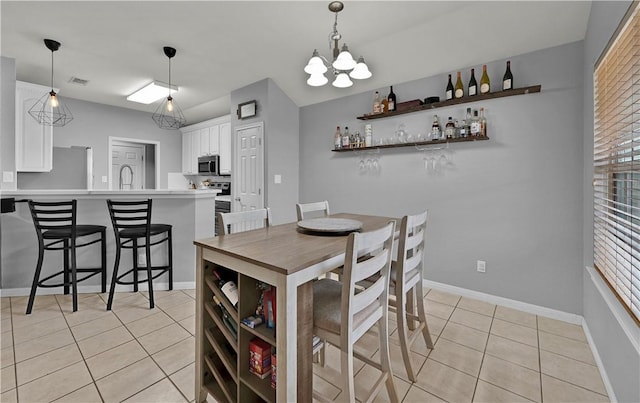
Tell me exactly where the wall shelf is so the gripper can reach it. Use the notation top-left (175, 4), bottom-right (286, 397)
top-left (332, 135), bottom-right (490, 152)
top-left (356, 85), bottom-right (541, 121)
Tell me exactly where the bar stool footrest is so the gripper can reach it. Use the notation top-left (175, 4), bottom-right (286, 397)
top-left (37, 269), bottom-right (103, 288)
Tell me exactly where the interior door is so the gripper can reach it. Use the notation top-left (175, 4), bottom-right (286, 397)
top-left (112, 143), bottom-right (144, 190)
top-left (233, 122), bottom-right (264, 213)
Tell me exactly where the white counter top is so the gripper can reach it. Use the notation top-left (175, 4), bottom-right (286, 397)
top-left (1, 189), bottom-right (220, 199)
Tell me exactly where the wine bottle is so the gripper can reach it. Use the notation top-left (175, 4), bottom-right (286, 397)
top-left (480, 65), bottom-right (490, 94)
top-left (213, 270), bottom-right (238, 308)
top-left (387, 86), bottom-right (397, 111)
top-left (334, 126), bottom-right (342, 150)
top-left (503, 61), bottom-right (513, 91)
top-left (479, 107), bottom-right (487, 137)
top-left (445, 117), bottom-right (455, 139)
top-left (445, 74), bottom-right (454, 100)
top-left (373, 91), bottom-right (381, 114)
top-left (468, 68), bottom-right (477, 96)
top-left (470, 110), bottom-right (481, 136)
top-left (454, 72), bottom-right (464, 99)
top-left (381, 97), bottom-right (388, 114)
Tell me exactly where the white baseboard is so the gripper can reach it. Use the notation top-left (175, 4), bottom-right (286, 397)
top-left (581, 318), bottom-right (618, 402)
top-left (424, 279), bottom-right (583, 324)
top-left (0, 282), bottom-right (195, 297)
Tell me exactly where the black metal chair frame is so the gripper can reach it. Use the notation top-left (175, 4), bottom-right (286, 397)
top-left (106, 199), bottom-right (173, 310)
top-left (27, 200), bottom-right (106, 314)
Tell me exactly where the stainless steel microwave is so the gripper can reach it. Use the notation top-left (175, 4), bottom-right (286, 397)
top-left (198, 155), bottom-right (220, 175)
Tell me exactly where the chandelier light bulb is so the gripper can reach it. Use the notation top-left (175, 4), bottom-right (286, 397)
top-left (307, 73), bottom-right (329, 87)
top-left (332, 72), bottom-right (353, 88)
top-left (304, 50), bottom-right (328, 75)
top-left (166, 97), bottom-right (174, 112)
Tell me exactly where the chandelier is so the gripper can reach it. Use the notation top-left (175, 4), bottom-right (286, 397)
top-left (152, 46), bottom-right (187, 129)
top-left (304, 1), bottom-right (372, 88)
top-left (28, 39), bottom-right (73, 127)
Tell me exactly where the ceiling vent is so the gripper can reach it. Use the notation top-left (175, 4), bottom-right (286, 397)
top-left (68, 77), bottom-right (89, 86)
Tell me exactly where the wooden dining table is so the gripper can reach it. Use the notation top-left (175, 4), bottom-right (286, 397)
top-left (194, 213), bottom-right (397, 403)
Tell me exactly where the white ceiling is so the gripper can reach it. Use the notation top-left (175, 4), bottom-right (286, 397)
top-left (1, 1), bottom-right (591, 125)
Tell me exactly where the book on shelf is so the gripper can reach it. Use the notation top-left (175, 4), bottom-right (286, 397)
top-left (263, 287), bottom-right (276, 329)
top-left (271, 352), bottom-right (277, 389)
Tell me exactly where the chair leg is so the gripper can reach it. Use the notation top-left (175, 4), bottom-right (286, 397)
top-left (70, 240), bottom-right (79, 312)
top-left (378, 317), bottom-right (399, 403)
top-left (26, 243), bottom-right (45, 315)
top-left (167, 229), bottom-right (173, 291)
top-left (415, 281), bottom-right (434, 349)
top-left (106, 243), bottom-right (121, 311)
top-left (132, 238), bottom-right (139, 292)
top-left (146, 241), bottom-right (154, 309)
top-left (341, 342), bottom-right (356, 403)
top-left (63, 239), bottom-right (70, 295)
top-left (396, 286), bottom-right (417, 382)
top-left (100, 229), bottom-right (107, 293)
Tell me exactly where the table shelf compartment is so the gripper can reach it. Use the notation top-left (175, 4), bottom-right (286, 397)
top-left (204, 301), bottom-right (238, 351)
top-left (202, 381), bottom-right (232, 403)
top-left (239, 369), bottom-right (276, 403)
top-left (205, 327), bottom-right (238, 383)
top-left (240, 323), bottom-right (276, 347)
top-left (204, 353), bottom-right (238, 403)
top-left (238, 275), bottom-right (277, 346)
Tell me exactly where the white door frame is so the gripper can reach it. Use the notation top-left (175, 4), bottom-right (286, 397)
top-left (233, 121), bottom-right (265, 212)
top-left (108, 136), bottom-right (160, 190)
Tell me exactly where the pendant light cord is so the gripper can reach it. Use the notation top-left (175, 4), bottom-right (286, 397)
top-left (167, 57), bottom-right (172, 97)
top-left (50, 50), bottom-right (55, 91)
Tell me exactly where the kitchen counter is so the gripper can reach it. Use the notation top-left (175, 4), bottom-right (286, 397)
top-left (0, 189), bottom-right (218, 295)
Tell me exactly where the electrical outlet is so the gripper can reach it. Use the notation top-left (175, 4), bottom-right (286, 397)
top-left (102, 176), bottom-right (108, 183)
top-left (477, 260), bottom-right (486, 273)
top-left (138, 253), bottom-right (147, 266)
top-left (2, 171), bottom-right (14, 183)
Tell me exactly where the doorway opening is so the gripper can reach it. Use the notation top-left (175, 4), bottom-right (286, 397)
top-left (108, 137), bottom-right (160, 190)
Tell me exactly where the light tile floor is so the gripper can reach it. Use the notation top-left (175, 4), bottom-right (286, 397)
top-left (0, 288), bottom-right (609, 402)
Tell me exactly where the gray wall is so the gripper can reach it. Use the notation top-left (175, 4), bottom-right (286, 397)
top-left (19, 146), bottom-right (87, 189)
top-left (16, 97), bottom-right (182, 190)
top-left (230, 78), bottom-right (300, 225)
top-left (582, 2), bottom-right (640, 403)
top-left (1, 56), bottom-right (16, 191)
top-left (300, 41), bottom-right (585, 315)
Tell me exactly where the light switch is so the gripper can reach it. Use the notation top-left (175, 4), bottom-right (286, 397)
top-left (101, 176), bottom-right (108, 183)
top-left (2, 171), bottom-right (14, 183)
top-left (274, 174), bottom-right (282, 184)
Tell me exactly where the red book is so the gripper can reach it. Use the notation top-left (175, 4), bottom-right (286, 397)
top-left (249, 338), bottom-right (272, 378)
top-left (271, 353), bottom-right (277, 389)
top-left (264, 287), bottom-right (277, 328)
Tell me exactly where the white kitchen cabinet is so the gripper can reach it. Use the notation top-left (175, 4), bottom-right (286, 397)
top-left (15, 81), bottom-right (54, 172)
top-left (219, 122), bottom-right (231, 175)
top-left (181, 115), bottom-right (231, 176)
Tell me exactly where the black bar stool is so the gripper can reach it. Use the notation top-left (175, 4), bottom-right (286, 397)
top-left (106, 199), bottom-right (173, 310)
top-left (26, 200), bottom-right (107, 314)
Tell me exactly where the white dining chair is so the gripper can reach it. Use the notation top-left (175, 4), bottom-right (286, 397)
top-left (217, 208), bottom-right (271, 235)
top-left (312, 221), bottom-right (398, 403)
top-left (296, 200), bottom-right (330, 221)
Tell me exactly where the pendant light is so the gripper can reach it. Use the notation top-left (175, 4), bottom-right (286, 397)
top-left (28, 39), bottom-right (73, 127)
top-left (152, 46), bottom-right (186, 129)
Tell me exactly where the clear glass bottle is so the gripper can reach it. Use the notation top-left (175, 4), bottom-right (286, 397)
top-left (334, 126), bottom-right (342, 150)
top-left (470, 110), bottom-right (481, 136)
top-left (342, 126), bottom-right (350, 148)
top-left (431, 115), bottom-right (441, 140)
top-left (479, 108), bottom-right (487, 137)
top-left (373, 91), bottom-right (381, 114)
top-left (459, 119), bottom-right (467, 138)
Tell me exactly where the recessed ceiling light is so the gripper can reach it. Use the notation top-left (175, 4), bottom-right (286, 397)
top-left (127, 81), bottom-right (177, 104)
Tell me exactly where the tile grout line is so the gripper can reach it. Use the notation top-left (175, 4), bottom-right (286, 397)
top-left (469, 303), bottom-right (496, 403)
top-left (9, 297), bottom-right (20, 403)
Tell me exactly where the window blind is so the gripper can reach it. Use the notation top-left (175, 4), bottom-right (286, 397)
top-left (593, 1), bottom-right (640, 325)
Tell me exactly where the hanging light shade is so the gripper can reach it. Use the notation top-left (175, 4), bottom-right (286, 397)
top-left (349, 56), bottom-right (372, 80)
top-left (332, 72), bottom-right (353, 88)
top-left (304, 49), bottom-right (328, 75)
top-left (304, 2), bottom-right (372, 88)
top-left (332, 44), bottom-right (356, 71)
top-left (28, 39), bottom-right (73, 127)
top-left (152, 46), bottom-right (186, 129)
